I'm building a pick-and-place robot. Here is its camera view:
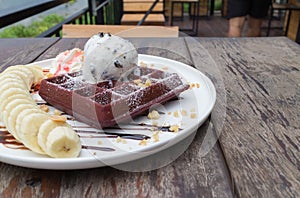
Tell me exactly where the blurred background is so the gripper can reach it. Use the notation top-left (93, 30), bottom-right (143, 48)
top-left (0, 0), bottom-right (299, 42)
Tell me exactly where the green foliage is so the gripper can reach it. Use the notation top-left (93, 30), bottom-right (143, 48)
top-left (0, 14), bottom-right (64, 38)
top-left (68, 0), bottom-right (77, 5)
top-left (183, 3), bottom-right (189, 13)
top-left (214, 0), bottom-right (222, 10)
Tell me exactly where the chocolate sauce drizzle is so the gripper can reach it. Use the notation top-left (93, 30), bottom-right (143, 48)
top-left (82, 145), bottom-right (115, 151)
top-left (36, 101), bottom-right (47, 105)
top-left (107, 123), bottom-right (182, 132)
top-left (0, 130), bottom-right (27, 150)
top-left (77, 130), bottom-right (150, 140)
top-left (0, 126), bottom-right (115, 152)
top-left (0, 116), bottom-right (182, 154)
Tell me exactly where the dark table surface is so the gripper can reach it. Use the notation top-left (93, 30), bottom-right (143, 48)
top-left (0, 36), bottom-right (299, 197)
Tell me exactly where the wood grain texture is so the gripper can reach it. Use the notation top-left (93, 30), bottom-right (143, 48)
top-left (186, 37), bottom-right (300, 197)
top-left (121, 14), bottom-right (165, 26)
top-left (62, 25), bottom-right (179, 38)
top-left (35, 38), bottom-right (88, 61)
top-left (0, 38), bottom-right (233, 197)
top-left (0, 38), bottom-right (59, 72)
top-left (130, 37), bottom-right (194, 66)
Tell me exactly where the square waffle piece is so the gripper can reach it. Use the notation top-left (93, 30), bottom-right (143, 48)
top-left (39, 67), bottom-right (189, 128)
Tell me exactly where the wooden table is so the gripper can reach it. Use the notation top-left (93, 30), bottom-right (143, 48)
top-left (0, 36), bottom-right (299, 197)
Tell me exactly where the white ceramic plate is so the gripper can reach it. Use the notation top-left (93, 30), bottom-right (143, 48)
top-left (0, 54), bottom-right (216, 170)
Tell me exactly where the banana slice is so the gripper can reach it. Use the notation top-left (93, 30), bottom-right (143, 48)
top-left (15, 108), bottom-right (44, 140)
top-left (38, 120), bottom-right (72, 151)
top-left (7, 104), bottom-right (34, 142)
top-left (2, 97), bottom-right (35, 112)
top-left (0, 80), bottom-right (27, 92)
top-left (0, 94), bottom-right (33, 121)
top-left (4, 65), bottom-right (34, 75)
top-left (3, 70), bottom-right (33, 90)
top-left (18, 112), bottom-right (49, 154)
top-left (3, 67), bottom-right (34, 89)
top-left (0, 74), bottom-right (27, 89)
top-left (0, 72), bottom-right (24, 81)
top-left (2, 99), bottom-right (33, 138)
top-left (0, 93), bottom-right (31, 110)
top-left (0, 88), bottom-right (29, 105)
top-left (45, 126), bottom-right (81, 158)
top-left (24, 65), bottom-right (44, 85)
top-left (3, 65), bottom-right (29, 72)
top-left (5, 71), bottom-right (33, 90)
top-left (2, 98), bottom-right (36, 123)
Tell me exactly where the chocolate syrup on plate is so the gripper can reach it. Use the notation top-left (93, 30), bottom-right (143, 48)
top-left (0, 130), bottom-right (27, 150)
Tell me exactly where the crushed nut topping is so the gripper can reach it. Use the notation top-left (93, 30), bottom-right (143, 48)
top-left (189, 83), bottom-right (195, 89)
top-left (133, 79), bottom-right (142, 85)
top-left (144, 79), bottom-right (152, 87)
top-left (139, 61), bottom-right (148, 67)
top-left (190, 113), bottom-right (197, 119)
top-left (116, 136), bottom-right (127, 144)
top-left (181, 110), bottom-right (188, 116)
top-left (152, 121), bottom-right (159, 127)
top-left (134, 78), bottom-right (152, 88)
top-left (148, 110), bottom-right (160, 120)
top-left (39, 104), bottom-right (49, 112)
top-left (173, 111), bottom-right (179, 118)
top-left (139, 139), bottom-right (148, 146)
top-left (138, 83), bottom-right (146, 88)
top-left (169, 125), bottom-right (179, 132)
top-left (152, 131), bottom-right (160, 142)
top-left (46, 73), bottom-right (54, 79)
top-left (53, 109), bottom-right (62, 116)
top-left (116, 136), bottom-right (122, 143)
top-left (189, 82), bottom-right (200, 89)
top-left (50, 115), bottom-right (67, 122)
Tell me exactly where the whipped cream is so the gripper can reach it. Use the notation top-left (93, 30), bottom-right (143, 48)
top-left (50, 48), bottom-right (84, 76)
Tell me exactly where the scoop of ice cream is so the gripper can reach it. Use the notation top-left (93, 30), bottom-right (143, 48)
top-left (82, 33), bottom-right (138, 83)
top-left (50, 48), bottom-right (84, 76)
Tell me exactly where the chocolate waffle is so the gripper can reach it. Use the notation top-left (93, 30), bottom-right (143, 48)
top-left (39, 67), bottom-right (189, 128)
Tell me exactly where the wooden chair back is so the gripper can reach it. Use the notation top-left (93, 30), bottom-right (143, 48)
top-left (62, 24), bottom-right (179, 38)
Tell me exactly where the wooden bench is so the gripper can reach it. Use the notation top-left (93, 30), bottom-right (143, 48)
top-left (62, 24), bottom-right (179, 38)
top-left (121, 0), bottom-right (166, 25)
top-left (121, 14), bottom-right (165, 25)
top-left (123, 0), bottom-right (164, 13)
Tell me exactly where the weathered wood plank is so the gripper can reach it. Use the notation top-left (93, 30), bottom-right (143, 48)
top-left (35, 38), bottom-right (88, 61)
top-left (121, 14), bottom-right (165, 26)
top-left (186, 37), bottom-right (300, 197)
top-left (0, 38), bottom-right (59, 71)
top-left (62, 25), bottom-right (179, 38)
top-left (130, 37), bottom-right (194, 66)
top-left (123, 2), bottom-right (164, 12)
